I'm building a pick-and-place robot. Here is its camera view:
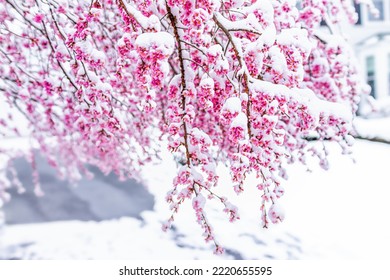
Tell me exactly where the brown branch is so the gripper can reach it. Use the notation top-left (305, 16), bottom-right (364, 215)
top-left (6, 0), bottom-right (46, 37)
top-left (183, 58), bottom-right (211, 77)
top-left (213, 14), bottom-right (253, 139)
top-left (179, 40), bottom-right (207, 56)
top-left (166, 3), bottom-right (191, 167)
top-left (40, 21), bottom-right (78, 90)
top-left (228, 28), bottom-right (262, 36)
top-left (48, 4), bottom-right (67, 41)
top-left (117, 0), bottom-right (141, 31)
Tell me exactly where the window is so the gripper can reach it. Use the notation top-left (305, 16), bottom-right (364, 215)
top-left (368, 0), bottom-right (385, 21)
top-left (354, 3), bottom-right (362, 25)
top-left (388, 54), bottom-right (390, 96)
top-left (366, 56), bottom-right (376, 98)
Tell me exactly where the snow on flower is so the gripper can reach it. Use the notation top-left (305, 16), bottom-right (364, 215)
top-left (135, 32), bottom-right (175, 58)
top-left (0, 0), bottom-right (366, 253)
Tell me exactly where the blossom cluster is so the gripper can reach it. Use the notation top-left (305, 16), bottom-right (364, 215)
top-left (0, 0), bottom-right (366, 253)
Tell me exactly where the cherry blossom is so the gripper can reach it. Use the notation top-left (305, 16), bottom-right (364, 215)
top-left (0, 0), bottom-right (367, 254)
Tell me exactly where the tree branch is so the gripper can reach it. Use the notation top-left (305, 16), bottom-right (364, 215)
top-left (166, 3), bottom-right (191, 167)
top-left (213, 13), bottom-right (253, 139)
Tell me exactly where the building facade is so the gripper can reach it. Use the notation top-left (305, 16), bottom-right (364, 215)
top-left (351, 1), bottom-right (390, 101)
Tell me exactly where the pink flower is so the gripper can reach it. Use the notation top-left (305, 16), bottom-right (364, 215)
top-left (33, 13), bottom-right (44, 23)
top-left (0, 0), bottom-right (363, 254)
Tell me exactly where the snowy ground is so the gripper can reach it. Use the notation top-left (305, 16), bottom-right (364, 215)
top-left (354, 117), bottom-right (390, 141)
top-left (0, 118), bottom-right (390, 259)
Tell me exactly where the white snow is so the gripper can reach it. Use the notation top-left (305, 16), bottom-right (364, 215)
top-left (277, 28), bottom-right (314, 56)
top-left (268, 201), bottom-right (285, 223)
top-left (354, 117), bottom-right (390, 141)
top-left (1, 140), bottom-right (390, 259)
top-left (250, 79), bottom-right (354, 127)
top-left (191, 128), bottom-right (212, 146)
top-left (135, 32), bottom-right (174, 56)
top-left (268, 46), bottom-right (287, 74)
top-left (122, 3), bottom-right (161, 31)
top-left (231, 112), bottom-right (248, 130)
top-left (1, 121), bottom-right (390, 259)
top-left (208, 44), bottom-right (222, 57)
top-left (222, 97), bottom-right (241, 113)
top-left (213, 12), bottom-right (264, 37)
top-left (90, 49), bottom-right (106, 63)
top-left (199, 75), bottom-right (214, 89)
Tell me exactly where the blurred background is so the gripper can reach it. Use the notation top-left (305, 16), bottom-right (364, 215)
top-left (0, 1), bottom-right (390, 259)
